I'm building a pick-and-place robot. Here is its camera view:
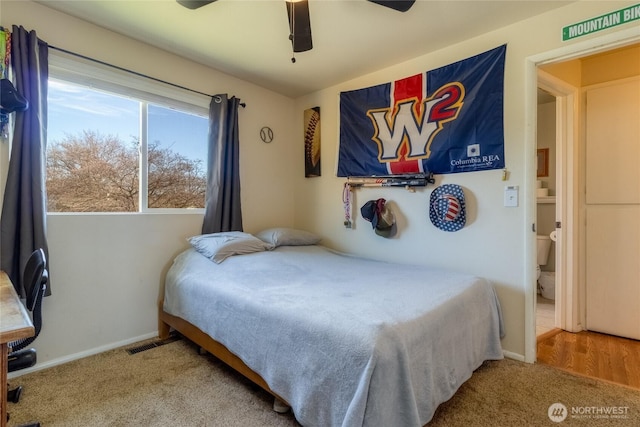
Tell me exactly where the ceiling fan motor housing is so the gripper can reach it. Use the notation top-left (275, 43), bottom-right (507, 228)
top-left (286, 0), bottom-right (312, 53)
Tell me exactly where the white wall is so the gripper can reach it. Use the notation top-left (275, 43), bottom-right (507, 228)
top-left (292, 1), bottom-right (640, 358)
top-left (1, 0), bottom-right (298, 369)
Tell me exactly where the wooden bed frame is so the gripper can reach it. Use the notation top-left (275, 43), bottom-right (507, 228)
top-left (158, 302), bottom-right (288, 404)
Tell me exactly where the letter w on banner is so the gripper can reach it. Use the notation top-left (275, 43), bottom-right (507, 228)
top-left (337, 44), bottom-right (506, 176)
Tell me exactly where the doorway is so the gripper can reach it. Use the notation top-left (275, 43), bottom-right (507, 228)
top-left (534, 47), bottom-right (640, 388)
top-left (535, 43), bottom-right (640, 341)
top-left (535, 71), bottom-right (576, 340)
top-left (534, 87), bottom-right (558, 338)
top-left (525, 27), bottom-right (640, 364)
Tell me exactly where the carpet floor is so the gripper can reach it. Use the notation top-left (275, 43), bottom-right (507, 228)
top-left (7, 337), bottom-right (640, 426)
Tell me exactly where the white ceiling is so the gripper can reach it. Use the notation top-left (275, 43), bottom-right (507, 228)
top-left (36, 0), bottom-right (573, 98)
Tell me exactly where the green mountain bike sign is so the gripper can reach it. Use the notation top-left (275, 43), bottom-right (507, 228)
top-left (562, 4), bottom-right (640, 41)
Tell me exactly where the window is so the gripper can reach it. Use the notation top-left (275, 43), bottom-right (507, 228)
top-left (46, 51), bottom-right (209, 213)
top-left (147, 104), bottom-right (208, 209)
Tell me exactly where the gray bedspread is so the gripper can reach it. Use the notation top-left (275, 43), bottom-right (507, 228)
top-left (163, 245), bottom-right (504, 426)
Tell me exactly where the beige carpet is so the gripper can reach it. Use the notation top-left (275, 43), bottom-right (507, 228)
top-left (7, 337), bottom-right (640, 426)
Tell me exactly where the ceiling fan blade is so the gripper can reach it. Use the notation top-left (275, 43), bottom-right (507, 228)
top-left (177, 0), bottom-right (218, 10)
top-left (367, 0), bottom-right (415, 12)
top-left (286, 0), bottom-right (313, 53)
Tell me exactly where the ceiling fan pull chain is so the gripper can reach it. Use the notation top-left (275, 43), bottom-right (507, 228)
top-left (290, 9), bottom-right (296, 63)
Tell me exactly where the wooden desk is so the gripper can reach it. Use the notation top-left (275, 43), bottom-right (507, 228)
top-left (0, 271), bottom-right (34, 427)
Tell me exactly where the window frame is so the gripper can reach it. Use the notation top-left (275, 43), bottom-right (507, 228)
top-left (47, 50), bottom-right (210, 214)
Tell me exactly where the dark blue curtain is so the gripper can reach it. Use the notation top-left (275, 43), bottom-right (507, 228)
top-left (202, 94), bottom-right (243, 234)
top-left (0, 25), bottom-right (50, 297)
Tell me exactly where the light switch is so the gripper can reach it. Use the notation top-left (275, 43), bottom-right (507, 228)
top-left (504, 185), bottom-right (518, 207)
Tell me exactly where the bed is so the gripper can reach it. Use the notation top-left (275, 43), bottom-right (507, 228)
top-left (159, 230), bottom-right (504, 427)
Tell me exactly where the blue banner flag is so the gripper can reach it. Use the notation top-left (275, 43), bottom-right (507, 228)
top-left (338, 44), bottom-right (506, 176)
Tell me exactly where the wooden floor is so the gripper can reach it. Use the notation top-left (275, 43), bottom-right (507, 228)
top-left (537, 329), bottom-right (640, 390)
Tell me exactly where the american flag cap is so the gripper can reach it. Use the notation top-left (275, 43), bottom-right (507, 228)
top-left (429, 184), bottom-right (466, 232)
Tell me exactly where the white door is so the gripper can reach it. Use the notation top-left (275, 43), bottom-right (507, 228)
top-left (585, 78), bottom-right (640, 340)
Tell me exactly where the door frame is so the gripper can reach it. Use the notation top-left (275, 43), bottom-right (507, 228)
top-left (524, 26), bottom-right (640, 363)
top-left (537, 70), bottom-right (579, 334)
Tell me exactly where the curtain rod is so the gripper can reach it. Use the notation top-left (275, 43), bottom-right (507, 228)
top-left (48, 45), bottom-right (246, 108)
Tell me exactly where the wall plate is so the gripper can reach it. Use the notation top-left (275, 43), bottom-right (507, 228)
top-left (504, 185), bottom-right (519, 207)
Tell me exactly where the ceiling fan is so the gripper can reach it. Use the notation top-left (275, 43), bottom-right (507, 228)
top-left (177, 0), bottom-right (415, 53)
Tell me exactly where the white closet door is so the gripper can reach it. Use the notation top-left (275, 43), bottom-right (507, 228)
top-left (585, 78), bottom-right (640, 340)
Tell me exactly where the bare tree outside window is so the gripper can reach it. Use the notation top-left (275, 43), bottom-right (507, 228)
top-left (147, 103), bottom-right (207, 209)
top-left (46, 79), bottom-right (208, 212)
top-left (47, 131), bottom-right (139, 212)
top-left (47, 131), bottom-right (206, 212)
top-left (147, 140), bottom-right (206, 209)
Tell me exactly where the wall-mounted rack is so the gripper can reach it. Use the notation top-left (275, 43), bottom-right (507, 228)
top-left (346, 173), bottom-right (434, 191)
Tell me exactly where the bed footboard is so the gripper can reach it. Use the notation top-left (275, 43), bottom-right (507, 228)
top-left (157, 301), bottom-right (287, 404)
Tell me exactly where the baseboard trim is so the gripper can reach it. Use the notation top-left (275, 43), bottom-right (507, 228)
top-left (503, 350), bottom-right (525, 362)
top-left (8, 331), bottom-right (158, 379)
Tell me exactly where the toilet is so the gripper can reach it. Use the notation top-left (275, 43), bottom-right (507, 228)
top-left (536, 235), bottom-right (555, 300)
top-left (536, 235), bottom-right (551, 279)
top-left (539, 272), bottom-right (556, 300)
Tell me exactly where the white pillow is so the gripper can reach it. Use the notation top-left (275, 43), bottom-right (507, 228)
top-left (255, 227), bottom-right (321, 247)
top-left (188, 231), bottom-right (273, 263)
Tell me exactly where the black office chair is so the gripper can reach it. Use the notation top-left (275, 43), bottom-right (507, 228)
top-left (7, 248), bottom-right (48, 405)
